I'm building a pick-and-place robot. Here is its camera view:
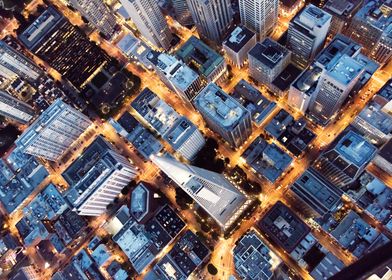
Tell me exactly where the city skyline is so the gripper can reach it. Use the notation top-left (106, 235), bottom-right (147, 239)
top-left (0, 0), bottom-right (391, 280)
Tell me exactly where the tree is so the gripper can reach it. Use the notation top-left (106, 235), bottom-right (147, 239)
top-left (207, 264), bottom-right (218, 275)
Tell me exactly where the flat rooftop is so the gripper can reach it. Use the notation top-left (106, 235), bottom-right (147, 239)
top-left (130, 183), bottom-right (149, 222)
top-left (18, 6), bottom-right (63, 50)
top-left (234, 230), bottom-right (276, 280)
top-left (176, 36), bottom-right (224, 78)
top-left (295, 4), bottom-right (332, 30)
top-left (323, 0), bottom-right (362, 17)
top-left (258, 201), bottom-right (310, 253)
top-left (353, 0), bottom-right (392, 31)
top-left (163, 117), bottom-right (199, 149)
top-left (335, 130), bottom-right (377, 167)
top-left (243, 137), bottom-right (293, 182)
top-left (357, 100), bottom-right (392, 134)
top-left (223, 26), bottom-right (256, 53)
top-left (153, 53), bottom-right (199, 91)
top-left (195, 83), bottom-right (247, 129)
top-left (232, 79), bottom-right (276, 125)
top-left (62, 136), bottom-right (112, 186)
top-left (328, 54), bottom-right (364, 85)
top-left (272, 63), bottom-right (302, 91)
top-left (291, 168), bottom-right (342, 215)
top-left (292, 65), bottom-right (323, 96)
top-left (131, 88), bottom-right (179, 135)
top-left (249, 38), bottom-right (290, 69)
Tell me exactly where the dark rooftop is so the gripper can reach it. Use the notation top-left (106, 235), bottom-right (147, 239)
top-left (249, 38), bottom-right (290, 69)
top-left (272, 63), bottom-right (302, 91)
top-left (223, 26), bottom-right (256, 53)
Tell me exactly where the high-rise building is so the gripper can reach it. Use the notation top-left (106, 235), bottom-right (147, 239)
top-left (352, 97), bottom-right (392, 145)
top-left (0, 41), bottom-right (42, 83)
top-left (288, 34), bottom-right (365, 116)
top-left (345, 0), bottom-right (392, 63)
top-left (9, 266), bottom-right (41, 280)
top-left (0, 90), bottom-right (35, 124)
top-left (68, 0), bottom-right (118, 40)
top-left (313, 130), bottom-right (377, 188)
top-left (15, 99), bottom-right (92, 161)
top-left (132, 88), bottom-right (205, 160)
top-left (287, 4), bottom-right (331, 69)
top-left (120, 0), bottom-right (173, 50)
top-left (18, 6), bottom-right (110, 90)
top-left (371, 25), bottom-right (392, 66)
top-left (308, 54), bottom-right (364, 125)
top-left (223, 26), bottom-right (257, 68)
top-left (239, 0), bottom-right (279, 39)
top-left (248, 38), bottom-right (291, 85)
top-left (172, 0), bottom-right (194, 27)
top-left (186, 0), bottom-right (233, 43)
top-left (322, 0), bottom-right (363, 39)
top-left (176, 36), bottom-right (227, 83)
top-left (63, 136), bottom-right (138, 216)
top-left (151, 155), bottom-right (248, 230)
top-left (194, 83), bottom-right (252, 148)
top-left (148, 52), bottom-right (204, 102)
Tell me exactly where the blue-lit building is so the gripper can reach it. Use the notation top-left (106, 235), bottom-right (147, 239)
top-left (242, 137), bottom-right (293, 182)
top-left (109, 111), bottom-right (163, 159)
top-left (194, 83), bottom-right (252, 148)
top-left (313, 130), bottom-right (377, 188)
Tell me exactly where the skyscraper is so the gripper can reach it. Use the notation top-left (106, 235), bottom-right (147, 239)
top-left (0, 90), bottom-right (35, 124)
top-left (248, 38), bottom-right (291, 85)
top-left (151, 154), bottom-right (248, 230)
top-left (0, 41), bottom-right (42, 83)
top-left (63, 136), bottom-right (138, 216)
top-left (15, 99), bottom-right (92, 161)
top-left (68, 0), bottom-right (118, 40)
top-left (287, 4), bottom-right (331, 69)
top-left (194, 83), bottom-right (252, 148)
top-left (186, 0), bottom-right (233, 43)
top-left (239, 0), bottom-right (279, 39)
top-left (345, 0), bottom-right (392, 63)
top-left (308, 54), bottom-right (364, 125)
top-left (18, 6), bottom-right (110, 90)
top-left (120, 0), bottom-right (173, 50)
top-left (172, 0), bottom-right (194, 27)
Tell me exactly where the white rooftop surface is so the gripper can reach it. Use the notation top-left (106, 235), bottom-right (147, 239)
top-left (156, 53), bottom-right (199, 91)
top-left (296, 4), bottom-right (332, 29)
top-left (328, 54), bottom-right (364, 85)
top-left (196, 83), bottom-right (246, 129)
top-left (151, 155), bottom-right (247, 228)
top-left (117, 34), bottom-right (139, 56)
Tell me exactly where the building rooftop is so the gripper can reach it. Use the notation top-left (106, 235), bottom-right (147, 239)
top-left (249, 38), bottom-right (290, 69)
top-left (334, 130), bottom-right (377, 167)
top-left (18, 6), bottom-right (63, 50)
top-left (176, 36), bottom-right (224, 79)
top-left (233, 230), bottom-right (277, 280)
top-left (291, 168), bottom-right (343, 215)
top-left (353, 0), bottom-right (392, 32)
top-left (232, 79), bottom-right (276, 126)
top-left (357, 99), bottom-right (392, 134)
top-left (130, 183), bottom-right (150, 222)
top-left (328, 54), bottom-right (364, 85)
top-left (146, 230), bottom-right (210, 280)
top-left (310, 252), bottom-right (345, 279)
top-left (117, 33), bottom-right (154, 69)
top-left (131, 88), bottom-right (180, 136)
top-left (323, 0), bottom-right (363, 18)
top-left (292, 65), bottom-right (323, 96)
top-left (258, 201), bottom-right (311, 253)
top-left (150, 52), bottom-right (199, 92)
top-left (109, 112), bottom-right (163, 159)
top-left (295, 4), bottom-right (332, 30)
top-left (195, 83), bottom-right (247, 129)
top-left (272, 64), bottom-right (302, 92)
top-left (163, 117), bottom-right (200, 150)
top-left (242, 137), bottom-right (293, 182)
top-left (223, 26), bottom-right (256, 53)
